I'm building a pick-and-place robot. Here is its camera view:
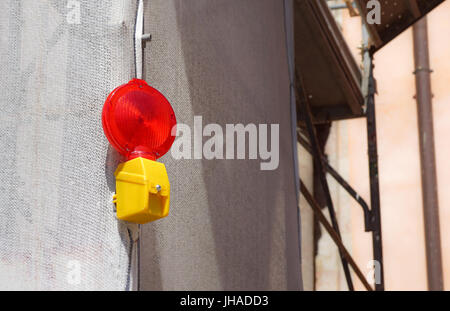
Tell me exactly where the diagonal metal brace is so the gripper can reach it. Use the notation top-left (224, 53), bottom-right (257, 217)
top-left (296, 69), bottom-right (355, 291)
top-left (297, 132), bottom-right (374, 232)
top-left (300, 179), bottom-right (373, 291)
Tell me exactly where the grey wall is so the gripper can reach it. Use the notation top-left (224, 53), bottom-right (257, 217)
top-left (140, 0), bottom-right (302, 290)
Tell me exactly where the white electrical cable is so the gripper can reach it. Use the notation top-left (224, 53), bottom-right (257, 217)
top-left (134, 0), bottom-right (144, 79)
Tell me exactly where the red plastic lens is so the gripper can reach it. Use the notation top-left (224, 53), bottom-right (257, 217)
top-left (102, 79), bottom-right (176, 160)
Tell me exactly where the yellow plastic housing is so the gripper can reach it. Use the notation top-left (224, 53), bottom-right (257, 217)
top-left (113, 157), bottom-right (170, 224)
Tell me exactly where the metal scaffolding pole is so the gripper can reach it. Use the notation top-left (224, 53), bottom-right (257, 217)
top-left (412, 17), bottom-right (444, 291)
top-left (365, 58), bottom-right (384, 291)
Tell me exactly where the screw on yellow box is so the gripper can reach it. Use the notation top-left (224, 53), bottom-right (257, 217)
top-left (113, 157), bottom-right (170, 224)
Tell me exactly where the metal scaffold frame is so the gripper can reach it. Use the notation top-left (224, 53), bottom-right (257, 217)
top-left (296, 51), bottom-right (384, 291)
top-left (296, 0), bottom-right (447, 292)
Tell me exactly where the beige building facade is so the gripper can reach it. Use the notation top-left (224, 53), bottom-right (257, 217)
top-left (301, 1), bottom-right (450, 290)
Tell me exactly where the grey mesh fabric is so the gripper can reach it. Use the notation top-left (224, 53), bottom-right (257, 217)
top-left (0, 0), bottom-right (139, 290)
top-left (0, 0), bottom-right (302, 290)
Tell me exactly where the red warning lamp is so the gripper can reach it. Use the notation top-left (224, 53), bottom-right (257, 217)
top-left (102, 78), bottom-right (176, 161)
top-left (102, 79), bottom-right (176, 224)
